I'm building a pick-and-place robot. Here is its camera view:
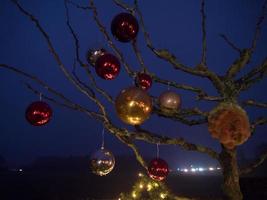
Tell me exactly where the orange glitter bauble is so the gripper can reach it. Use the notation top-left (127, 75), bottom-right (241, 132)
top-left (208, 103), bottom-right (251, 149)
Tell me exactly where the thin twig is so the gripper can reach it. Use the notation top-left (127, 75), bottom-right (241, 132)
top-left (220, 34), bottom-right (242, 54)
top-left (65, 0), bottom-right (114, 104)
top-left (10, 0), bottom-right (108, 118)
top-left (240, 148), bottom-right (267, 175)
top-left (200, 0), bottom-right (207, 66)
top-left (243, 99), bottom-right (267, 108)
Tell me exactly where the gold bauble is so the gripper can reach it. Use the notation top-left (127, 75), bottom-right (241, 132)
top-left (115, 86), bottom-right (152, 125)
top-left (208, 103), bottom-right (251, 149)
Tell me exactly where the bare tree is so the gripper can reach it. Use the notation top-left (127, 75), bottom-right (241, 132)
top-left (1, 0), bottom-right (267, 200)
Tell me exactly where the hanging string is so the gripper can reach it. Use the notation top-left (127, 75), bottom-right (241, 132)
top-left (101, 126), bottom-right (105, 149)
top-left (39, 93), bottom-right (42, 101)
top-left (132, 72), bottom-right (137, 86)
top-left (156, 143), bottom-right (159, 158)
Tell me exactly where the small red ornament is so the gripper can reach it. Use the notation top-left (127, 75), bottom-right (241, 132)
top-left (135, 72), bottom-right (152, 90)
top-left (95, 53), bottom-right (120, 80)
top-left (147, 158), bottom-right (169, 181)
top-left (111, 13), bottom-right (139, 42)
top-left (25, 101), bottom-right (52, 126)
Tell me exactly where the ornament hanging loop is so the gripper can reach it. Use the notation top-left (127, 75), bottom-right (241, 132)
top-left (39, 93), bottom-right (42, 101)
top-left (167, 82), bottom-right (170, 90)
top-left (101, 126), bottom-right (105, 149)
top-left (156, 143), bottom-right (160, 158)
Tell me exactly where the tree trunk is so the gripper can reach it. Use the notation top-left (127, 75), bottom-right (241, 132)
top-left (219, 146), bottom-right (243, 200)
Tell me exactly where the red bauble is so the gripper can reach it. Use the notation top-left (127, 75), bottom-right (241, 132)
top-left (111, 13), bottom-right (139, 42)
top-left (25, 101), bottom-right (52, 126)
top-left (95, 53), bottom-right (120, 80)
top-left (147, 158), bottom-right (169, 181)
top-left (135, 72), bottom-right (152, 90)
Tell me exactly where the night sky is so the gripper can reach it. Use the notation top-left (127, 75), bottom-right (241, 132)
top-left (0, 0), bottom-right (267, 169)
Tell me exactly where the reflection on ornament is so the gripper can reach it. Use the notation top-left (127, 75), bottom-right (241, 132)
top-left (95, 53), bottom-right (120, 80)
top-left (135, 72), bottom-right (152, 90)
top-left (90, 147), bottom-right (115, 176)
top-left (208, 103), bottom-right (251, 149)
top-left (25, 101), bottom-right (52, 126)
top-left (148, 158), bottom-right (169, 181)
top-left (111, 13), bottom-right (139, 42)
top-left (86, 48), bottom-right (106, 66)
top-left (115, 86), bottom-right (152, 125)
top-left (159, 91), bottom-right (181, 110)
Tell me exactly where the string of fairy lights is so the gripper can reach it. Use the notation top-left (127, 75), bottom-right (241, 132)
top-left (118, 173), bottom-right (178, 200)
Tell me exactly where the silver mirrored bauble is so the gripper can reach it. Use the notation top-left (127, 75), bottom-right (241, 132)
top-left (87, 48), bottom-right (106, 66)
top-left (159, 91), bottom-right (181, 110)
top-left (90, 147), bottom-right (115, 176)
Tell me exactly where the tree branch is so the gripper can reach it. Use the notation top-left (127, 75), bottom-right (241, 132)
top-left (153, 106), bottom-right (208, 126)
top-left (251, 0), bottom-right (267, 52)
top-left (88, 0), bottom-right (214, 98)
top-left (105, 122), bottom-right (219, 160)
top-left (239, 148), bottom-right (267, 175)
top-left (64, 0), bottom-right (114, 104)
top-left (220, 34), bottom-right (242, 54)
top-left (133, 0), bottom-right (224, 93)
top-left (23, 82), bottom-right (103, 120)
top-left (236, 57), bottom-right (267, 91)
top-left (251, 117), bottom-right (267, 133)
top-left (225, 0), bottom-right (267, 79)
top-left (10, 0), bottom-right (108, 118)
top-left (200, 0), bottom-right (207, 66)
top-left (243, 99), bottom-right (267, 108)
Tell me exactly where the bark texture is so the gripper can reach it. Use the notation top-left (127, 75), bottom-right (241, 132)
top-left (219, 146), bottom-right (243, 200)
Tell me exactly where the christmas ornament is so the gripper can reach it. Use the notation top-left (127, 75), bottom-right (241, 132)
top-left (86, 48), bottom-right (106, 66)
top-left (148, 158), bottom-right (169, 181)
top-left (90, 147), bottom-right (115, 176)
top-left (115, 86), bottom-right (152, 125)
top-left (25, 101), bottom-right (52, 126)
top-left (208, 103), bottom-right (251, 149)
top-left (159, 91), bottom-right (181, 110)
top-left (111, 12), bottom-right (139, 42)
top-left (95, 53), bottom-right (120, 80)
top-left (135, 72), bottom-right (152, 90)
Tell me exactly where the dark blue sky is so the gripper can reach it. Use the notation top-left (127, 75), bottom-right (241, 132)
top-left (0, 0), bottom-right (266, 168)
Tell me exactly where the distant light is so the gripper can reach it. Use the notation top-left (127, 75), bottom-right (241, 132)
top-left (139, 183), bottom-right (144, 189)
top-left (177, 168), bottom-right (180, 171)
top-left (217, 167), bottom-right (221, 170)
top-left (209, 167), bottom-right (214, 171)
top-left (19, 169), bottom-right (23, 172)
top-left (184, 168), bottom-right (188, 173)
top-left (199, 167), bottom-right (204, 171)
top-left (191, 168), bottom-right (196, 172)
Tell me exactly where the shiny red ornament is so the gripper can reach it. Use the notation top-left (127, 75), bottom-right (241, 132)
top-left (111, 13), bottom-right (139, 42)
top-left (25, 101), bottom-right (52, 126)
top-left (95, 53), bottom-right (120, 80)
top-left (147, 158), bottom-right (169, 181)
top-left (135, 72), bottom-right (152, 90)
